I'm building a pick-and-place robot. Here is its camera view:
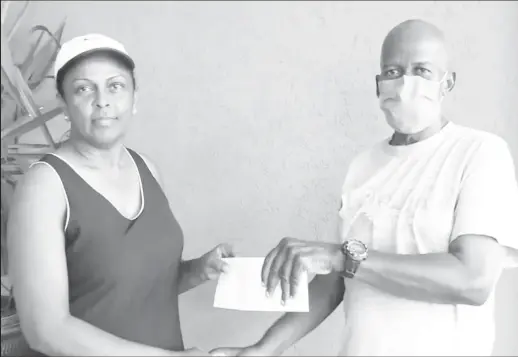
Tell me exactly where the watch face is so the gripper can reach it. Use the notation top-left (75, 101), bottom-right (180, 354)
top-left (346, 240), bottom-right (368, 260)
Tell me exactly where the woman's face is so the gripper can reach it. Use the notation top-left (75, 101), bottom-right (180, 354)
top-left (61, 52), bottom-right (136, 149)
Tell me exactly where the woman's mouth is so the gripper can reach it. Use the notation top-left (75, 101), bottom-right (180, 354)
top-left (93, 117), bottom-right (117, 126)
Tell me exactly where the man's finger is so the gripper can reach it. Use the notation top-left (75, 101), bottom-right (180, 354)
top-left (261, 245), bottom-right (279, 286)
top-left (289, 255), bottom-right (304, 298)
top-left (266, 244), bottom-right (288, 296)
top-left (280, 249), bottom-right (295, 304)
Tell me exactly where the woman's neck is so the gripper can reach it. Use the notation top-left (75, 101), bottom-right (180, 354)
top-left (67, 138), bottom-right (127, 170)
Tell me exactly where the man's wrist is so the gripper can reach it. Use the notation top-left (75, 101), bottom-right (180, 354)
top-left (330, 243), bottom-right (347, 274)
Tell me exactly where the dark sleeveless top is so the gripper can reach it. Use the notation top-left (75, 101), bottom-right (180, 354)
top-left (36, 148), bottom-right (184, 352)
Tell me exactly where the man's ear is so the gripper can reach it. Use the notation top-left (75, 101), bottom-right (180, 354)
top-left (375, 75), bottom-right (381, 97)
top-left (446, 72), bottom-right (456, 93)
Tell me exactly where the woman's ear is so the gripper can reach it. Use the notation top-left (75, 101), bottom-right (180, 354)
top-left (57, 93), bottom-right (70, 121)
top-left (132, 92), bottom-right (138, 115)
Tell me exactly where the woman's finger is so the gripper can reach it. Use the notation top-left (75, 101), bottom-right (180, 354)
top-left (217, 243), bottom-right (235, 258)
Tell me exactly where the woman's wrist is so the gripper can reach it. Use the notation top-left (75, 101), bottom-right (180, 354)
top-left (253, 335), bottom-right (286, 356)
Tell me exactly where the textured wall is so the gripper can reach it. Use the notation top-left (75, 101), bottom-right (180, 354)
top-left (15, 1), bottom-right (518, 355)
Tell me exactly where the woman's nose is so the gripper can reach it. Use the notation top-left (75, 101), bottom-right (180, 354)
top-left (94, 92), bottom-right (110, 108)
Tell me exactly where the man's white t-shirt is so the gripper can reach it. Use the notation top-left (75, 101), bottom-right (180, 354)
top-left (337, 122), bottom-right (518, 356)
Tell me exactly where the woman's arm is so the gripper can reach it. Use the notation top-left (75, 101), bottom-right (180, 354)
top-left (255, 273), bottom-right (345, 355)
top-left (177, 243), bottom-right (234, 294)
top-left (139, 153), bottom-right (233, 295)
top-left (138, 154), bottom-right (207, 293)
top-left (178, 257), bottom-right (209, 294)
top-left (7, 164), bottom-right (205, 356)
top-left (211, 273), bottom-right (345, 356)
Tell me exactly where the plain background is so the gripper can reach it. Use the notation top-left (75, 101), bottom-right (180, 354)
top-left (8, 1), bottom-right (518, 355)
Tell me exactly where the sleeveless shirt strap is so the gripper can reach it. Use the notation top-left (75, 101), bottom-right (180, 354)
top-left (126, 148), bottom-right (156, 180)
top-left (31, 155), bottom-right (71, 231)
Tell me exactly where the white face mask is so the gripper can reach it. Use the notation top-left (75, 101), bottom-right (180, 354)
top-left (378, 73), bottom-right (447, 134)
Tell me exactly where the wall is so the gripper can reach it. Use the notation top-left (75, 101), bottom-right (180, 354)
top-left (13, 1), bottom-right (518, 355)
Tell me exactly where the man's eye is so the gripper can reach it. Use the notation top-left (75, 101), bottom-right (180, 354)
top-left (110, 82), bottom-right (124, 91)
top-left (416, 67), bottom-right (432, 75)
top-left (385, 69), bottom-right (400, 78)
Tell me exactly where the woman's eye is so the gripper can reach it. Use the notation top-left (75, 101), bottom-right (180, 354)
top-left (75, 86), bottom-right (92, 94)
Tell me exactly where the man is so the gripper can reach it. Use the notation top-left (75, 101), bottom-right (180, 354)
top-left (211, 19), bottom-right (518, 356)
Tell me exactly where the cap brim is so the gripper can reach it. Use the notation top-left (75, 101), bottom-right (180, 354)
top-left (55, 47), bottom-right (135, 78)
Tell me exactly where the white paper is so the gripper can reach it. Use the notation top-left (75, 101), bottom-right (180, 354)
top-left (213, 257), bottom-right (309, 312)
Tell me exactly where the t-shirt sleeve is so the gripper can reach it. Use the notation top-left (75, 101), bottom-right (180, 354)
top-left (451, 136), bottom-right (518, 253)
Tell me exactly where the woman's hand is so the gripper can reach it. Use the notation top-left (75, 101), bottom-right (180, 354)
top-left (182, 347), bottom-right (212, 356)
top-left (198, 243), bottom-right (235, 281)
top-left (210, 345), bottom-right (269, 356)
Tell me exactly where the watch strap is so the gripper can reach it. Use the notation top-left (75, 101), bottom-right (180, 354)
top-left (343, 255), bottom-right (361, 279)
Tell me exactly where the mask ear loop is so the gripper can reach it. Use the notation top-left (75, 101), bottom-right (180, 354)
top-left (438, 71), bottom-right (449, 102)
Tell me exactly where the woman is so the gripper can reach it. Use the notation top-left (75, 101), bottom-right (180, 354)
top-left (7, 34), bottom-right (231, 356)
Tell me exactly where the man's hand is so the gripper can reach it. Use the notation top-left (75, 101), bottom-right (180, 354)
top-left (198, 243), bottom-right (236, 281)
top-left (261, 237), bottom-right (344, 303)
top-left (210, 345), bottom-right (268, 356)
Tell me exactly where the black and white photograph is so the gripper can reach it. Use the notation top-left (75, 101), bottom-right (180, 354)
top-left (1, 1), bottom-right (517, 356)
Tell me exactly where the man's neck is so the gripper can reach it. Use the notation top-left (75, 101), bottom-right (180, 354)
top-left (390, 118), bottom-right (449, 146)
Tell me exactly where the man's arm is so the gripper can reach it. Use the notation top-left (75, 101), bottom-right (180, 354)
top-left (353, 137), bottom-right (517, 304)
top-left (262, 235), bottom-right (504, 307)
top-left (354, 234), bottom-right (506, 305)
top-left (264, 137), bottom-right (517, 307)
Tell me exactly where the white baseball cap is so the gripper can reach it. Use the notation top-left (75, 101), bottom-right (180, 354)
top-left (54, 33), bottom-right (135, 78)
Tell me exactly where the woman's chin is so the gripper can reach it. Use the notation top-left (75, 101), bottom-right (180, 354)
top-left (86, 133), bottom-right (125, 149)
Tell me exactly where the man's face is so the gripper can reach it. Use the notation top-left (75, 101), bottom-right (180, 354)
top-left (379, 35), bottom-right (449, 84)
top-left (374, 23), bottom-right (456, 135)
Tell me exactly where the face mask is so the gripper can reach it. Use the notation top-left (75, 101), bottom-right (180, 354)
top-left (377, 73), bottom-right (447, 134)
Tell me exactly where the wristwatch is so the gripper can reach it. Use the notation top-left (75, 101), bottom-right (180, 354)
top-left (341, 239), bottom-right (368, 279)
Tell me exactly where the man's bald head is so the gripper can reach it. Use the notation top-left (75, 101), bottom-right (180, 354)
top-left (380, 19), bottom-right (451, 79)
